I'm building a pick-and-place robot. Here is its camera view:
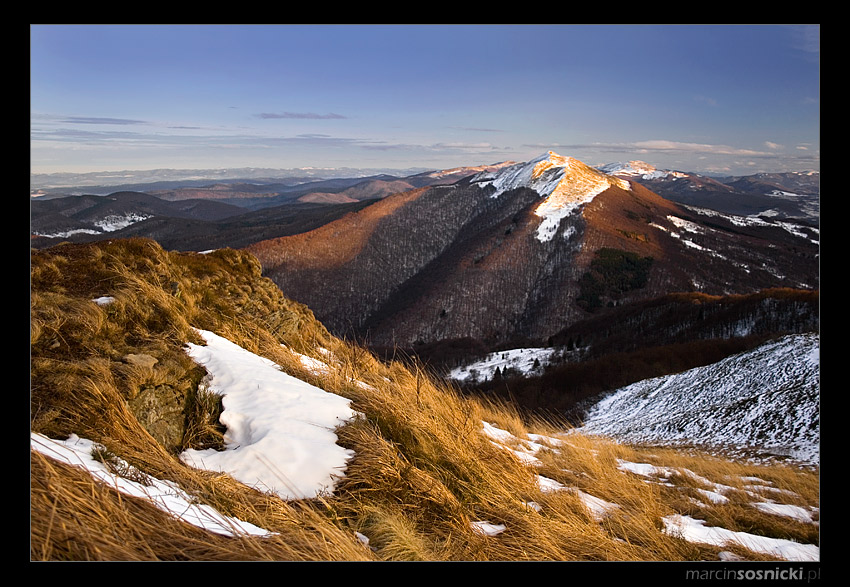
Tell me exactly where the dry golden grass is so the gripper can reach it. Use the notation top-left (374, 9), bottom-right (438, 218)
top-left (30, 238), bottom-right (819, 562)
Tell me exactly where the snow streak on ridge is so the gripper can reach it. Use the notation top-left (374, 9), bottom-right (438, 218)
top-left (472, 151), bottom-right (630, 242)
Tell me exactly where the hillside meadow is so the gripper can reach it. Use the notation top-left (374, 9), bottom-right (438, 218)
top-left (30, 238), bottom-right (819, 563)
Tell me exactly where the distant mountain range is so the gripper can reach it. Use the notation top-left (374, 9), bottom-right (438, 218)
top-left (29, 163), bottom-right (516, 250)
top-left (30, 152), bottom-right (819, 366)
top-left (599, 160), bottom-right (819, 222)
top-left (31, 157), bottom-right (819, 240)
top-left (29, 165), bottom-right (433, 194)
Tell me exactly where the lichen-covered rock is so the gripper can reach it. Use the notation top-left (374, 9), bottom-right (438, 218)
top-left (128, 384), bottom-right (186, 452)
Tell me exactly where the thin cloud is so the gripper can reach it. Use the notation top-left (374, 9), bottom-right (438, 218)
top-left (631, 140), bottom-right (768, 157)
top-left (359, 143), bottom-right (405, 151)
top-left (59, 116), bottom-right (149, 125)
top-left (255, 112), bottom-right (347, 120)
top-left (450, 126), bottom-right (506, 133)
top-left (32, 121), bottom-right (393, 154)
top-left (529, 140), bottom-right (778, 158)
top-left (518, 139), bottom-right (817, 174)
top-left (32, 127), bottom-right (149, 141)
top-left (359, 141), bottom-right (509, 155)
top-left (431, 142), bottom-right (501, 151)
top-left (790, 25), bottom-right (819, 55)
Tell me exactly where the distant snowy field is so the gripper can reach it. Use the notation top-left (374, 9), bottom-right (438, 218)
top-left (449, 347), bottom-right (560, 382)
top-left (33, 212), bottom-right (153, 239)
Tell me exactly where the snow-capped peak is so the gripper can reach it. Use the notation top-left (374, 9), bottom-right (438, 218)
top-left (472, 151), bottom-right (630, 242)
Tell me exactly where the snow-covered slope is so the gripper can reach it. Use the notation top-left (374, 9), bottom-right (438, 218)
top-left (597, 160), bottom-right (688, 180)
top-left (471, 151), bottom-right (631, 242)
top-left (578, 334), bottom-right (819, 465)
top-left (449, 347), bottom-right (561, 382)
top-left (416, 160), bottom-right (518, 181)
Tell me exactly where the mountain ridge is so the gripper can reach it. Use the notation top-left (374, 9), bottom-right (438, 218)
top-left (30, 156), bottom-right (819, 249)
top-left (246, 151), bottom-right (818, 349)
top-left (30, 151), bottom-right (819, 371)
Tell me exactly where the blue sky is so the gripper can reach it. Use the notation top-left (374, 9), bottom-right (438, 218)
top-left (30, 24), bottom-right (819, 176)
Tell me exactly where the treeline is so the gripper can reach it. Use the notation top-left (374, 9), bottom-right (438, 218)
top-left (466, 334), bottom-right (782, 424)
top-left (391, 288), bottom-right (819, 375)
top-left (406, 287), bottom-right (819, 421)
top-left (549, 288), bottom-right (819, 359)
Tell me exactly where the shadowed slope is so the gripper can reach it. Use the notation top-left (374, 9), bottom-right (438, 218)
top-left (245, 152), bottom-right (818, 348)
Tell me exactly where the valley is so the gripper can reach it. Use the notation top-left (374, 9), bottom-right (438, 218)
top-left (30, 151), bottom-right (819, 422)
top-left (29, 151), bottom-right (820, 562)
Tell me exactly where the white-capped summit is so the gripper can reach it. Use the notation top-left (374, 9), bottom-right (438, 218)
top-left (472, 151), bottom-right (630, 242)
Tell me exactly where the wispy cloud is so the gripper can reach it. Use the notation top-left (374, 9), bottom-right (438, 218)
top-left (430, 142), bottom-right (503, 151)
top-left (520, 138), bottom-right (818, 173)
top-left (356, 141), bottom-right (503, 153)
top-left (449, 126), bottom-right (506, 133)
top-left (255, 112), bottom-right (347, 120)
top-left (360, 143), bottom-right (408, 151)
top-left (631, 140), bottom-right (769, 157)
top-left (59, 116), bottom-right (149, 125)
top-left (32, 127), bottom-right (151, 142)
top-left (790, 25), bottom-right (819, 55)
top-left (534, 140), bottom-right (779, 158)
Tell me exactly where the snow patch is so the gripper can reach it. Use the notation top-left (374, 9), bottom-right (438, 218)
top-left (180, 329), bottom-right (359, 500)
top-left (31, 433), bottom-right (273, 537)
top-left (449, 347), bottom-right (557, 382)
top-left (95, 213), bottom-right (152, 232)
top-left (597, 160), bottom-right (688, 180)
top-left (687, 206), bottom-right (819, 244)
top-left (662, 514), bottom-right (818, 562)
top-left (470, 520), bottom-right (507, 536)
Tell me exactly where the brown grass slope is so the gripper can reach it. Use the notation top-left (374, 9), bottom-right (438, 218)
top-left (31, 238), bottom-right (818, 561)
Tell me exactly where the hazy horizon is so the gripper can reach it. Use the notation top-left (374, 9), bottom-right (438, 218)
top-left (31, 24), bottom-right (819, 177)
